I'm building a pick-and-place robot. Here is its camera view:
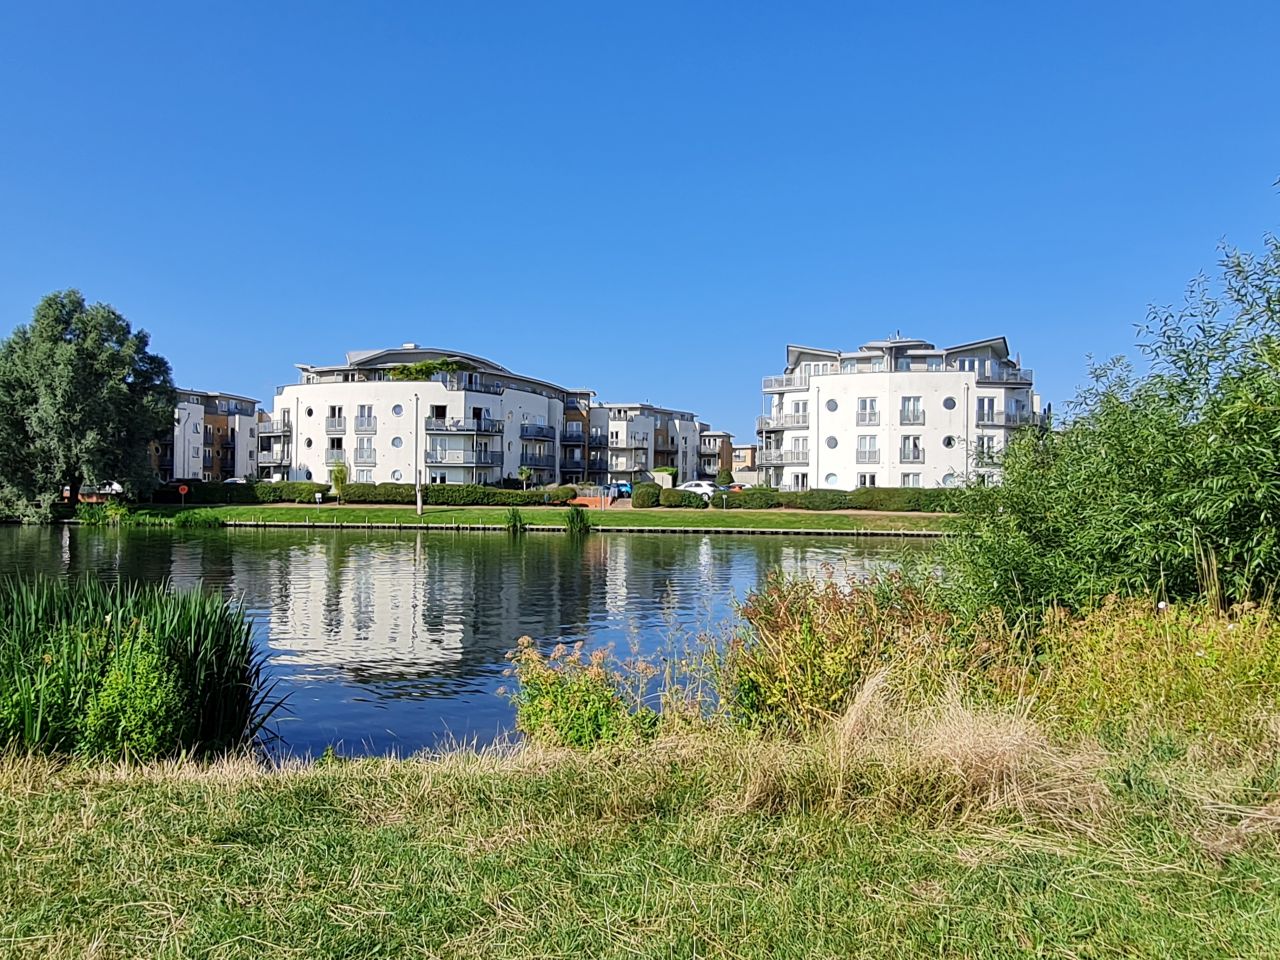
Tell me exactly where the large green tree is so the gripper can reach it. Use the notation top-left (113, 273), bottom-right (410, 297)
top-left (0, 290), bottom-right (175, 507)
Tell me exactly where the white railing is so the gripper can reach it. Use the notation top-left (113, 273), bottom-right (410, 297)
top-left (756, 413), bottom-right (809, 430)
top-left (324, 449), bottom-right (347, 465)
top-left (325, 417), bottom-right (346, 434)
top-left (899, 410), bottom-right (926, 426)
top-left (856, 450), bottom-right (880, 464)
top-left (760, 450), bottom-right (809, 465)
top-left (762, 374), bottom-right (810, 392)
top-left (354, 417), bottom-right (377, 433)
top-left (975, 410), bottom-right (1040, 427)
top-left (856, 412), bottom-right (879, 426)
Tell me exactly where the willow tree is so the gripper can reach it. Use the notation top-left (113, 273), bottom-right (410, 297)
top-left (0, 290), bottom-right (175, 507)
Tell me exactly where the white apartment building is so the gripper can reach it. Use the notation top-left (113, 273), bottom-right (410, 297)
top-left (758, 336), bottom-right (1040, 490)
top-left (261, 345), bottom-right (573, 487)
top-left (587, 402), bottom-right (704, 485)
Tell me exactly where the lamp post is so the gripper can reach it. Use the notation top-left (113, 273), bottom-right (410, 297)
top-left (414, 393), bottom-right (423, 516)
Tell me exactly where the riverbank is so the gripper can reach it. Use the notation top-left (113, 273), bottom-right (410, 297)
top-left (2, 730), bottom-right (1277, 959)
top-left (119, 503), bottom-right (950, 535)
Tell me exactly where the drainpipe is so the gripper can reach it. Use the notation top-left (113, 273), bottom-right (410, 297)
top-left (414, 393), bottom-right (422, 515)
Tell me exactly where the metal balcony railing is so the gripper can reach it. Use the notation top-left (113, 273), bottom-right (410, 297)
top-left (424, 417), bottom-right (504, 434)
top-left (324, 449), bottom-right (347, 465)
top-left (899, 410), bottom-right (926, 426)
top-left (519, 423), bottom-right (556, 441)
top-left (899, 448), bottom-right (925, 464)
top-left (354, 417), bottom-right (377, 434)
top-left (424, 450), bottom-right (502, 466)
top-left (438, 376), bottom-right (503, 394)
top-left (588, 434), bottom-right (608, 448)
top-left (856, 412), bottom-right (879, 426)
top-left (762, 374), bottom-right (811, 392)
top-left (259, 451), bottom-right (290, 466)
top-left (325, 417), bottom-right (346, 434)
top-left (856, 450), bottom-right (880, 464)
top-left (353, 449), bottom-right (376, 466)
top-left (977, 366), bottom-right (1034, 385)
top-left (759, 450), bottom-right (809, 465)
top-left (520, 453), bottom-right (556, 469)
top-left (561, 430), bottom-right (586, 444)
top-left (259, 419), bottom-right (290, 435)
top-left (756, 413), bottom-right (808, 430)
top-left (975, 410), bottom-right (1040, 427)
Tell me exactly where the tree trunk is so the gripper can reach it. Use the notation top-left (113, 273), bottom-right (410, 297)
top-left (66, 475), bottom-right (84, 506)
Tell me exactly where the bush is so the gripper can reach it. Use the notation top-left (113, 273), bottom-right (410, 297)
top-left (715, 468), bottom-right (734, 486)
top-left (0, 578), bottom-right (277, 759)
top-left (152, 481), bottom-right (328, 505)
top-left (75, 500), bottom-right (131, 526)
top-left (632, 483), bottom-right (661, 509)
top-left (846, 488), bottom-right (952, 512)
top-left (660, 488), bottom-right (707, 509)
top-left (709, 489), bottom-right (780, 510)
top-left (564, 504), bottom-right (592, 536)
top-left (653, 466), bottom-right (677, 478)
top-left (508, 637), bottom-right (657, 747)
top-left (341, 483), bottom-right (577, 507)
top-left (777, 490), bottom-right (850, 511)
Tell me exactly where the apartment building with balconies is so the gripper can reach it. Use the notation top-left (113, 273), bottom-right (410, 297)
top-left (262, 344), bottom-right (573, 487)
top-left (154, 389), bottom-right (259, 482)
top-left (588, 402), bottom-right (704, 485)
top-left (758, 336), bottom-right (1040, 490)
top-left (698, 430), bottom-right (734, 479)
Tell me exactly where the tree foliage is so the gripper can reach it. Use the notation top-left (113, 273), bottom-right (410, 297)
top-left (946, 236), bottom-right (1280, 621)
top-left (388, 357), bottom-right (475, 382)
top-left (715, 467), bottom-right (734, 486)
top-left (0, 290), bottom-right (175, 506)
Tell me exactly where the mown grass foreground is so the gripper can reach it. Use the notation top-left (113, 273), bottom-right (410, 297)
top-left (124, 503), bottom-right (950, 533)
top-left (2, 728), bottom-right (1278, 960)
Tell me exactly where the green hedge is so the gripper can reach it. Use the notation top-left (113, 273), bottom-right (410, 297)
top-left (153, 481), bottom-right (329, 505)
top-left (339, 483), bottom-right (577, 506)
top-left (709, 487), bottom-right (952, 512)
top-left (660, 489), bottom-right (708, 509)
top-left (632, 483), bottom-right (661, 509)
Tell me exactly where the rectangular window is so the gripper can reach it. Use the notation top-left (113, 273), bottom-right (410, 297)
top-left (870, 358), bottom-right (884, 371)
top-left (901, 473), bottom-right (921, 487)
top-left (857, 397), bottom-right (878, 426)
top-left (356, 469), bottom-right (372, 483)
top-left (976, 435), bottom-right (996, 462)
top-left (900, 436), bottom-right (923, 463)
top-left (895, 358), bottom-right (911, 371)
top-left (858, 473), bottom-right (876, 488)
top-left (430, 471), bottom-right (447, 484)
top-left (857, 435), bottom-right (878, 464)
top-left (791, 400), bottom-right (808, 415)
top-left (327, 405), bottom-right (343, 418)
top-left (926, 357), bottom-right (942, 371)
top-left (357, 404), bottom-right (373, 419)
top-left (976, 397), bottom-right (996, 423)
top-left (791, 437), bottom-right (808, 453)
top-left (900, 396), bottom-right (924, 425)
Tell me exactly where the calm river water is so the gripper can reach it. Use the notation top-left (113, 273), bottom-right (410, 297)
top-left (0, 525), bottom-right (923, 756)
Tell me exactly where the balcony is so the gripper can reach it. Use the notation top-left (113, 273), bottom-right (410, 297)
top-left (608, 460), bottom-right (650, 473)
top-left (856, 412), bottom-right (879, 426)
top-left (259, 419), bottom-right (290, 435)
top-left (654, 437), bottom-right (678, 451)
top-left (561, 431), bottom-right (586, 445)
top-left (439, 375), bottom-right (503, 395)
top-left (621, 435), bottom-right (649, 449)
top-left (424, 417), bottom-right (504, 434)
top-left (354, 416), bottom-right (377, 434)
top-left (977, 366), bottom-right (1034, 385)
top-left (975, 410), bottom-right (1040, 427)
top-left (587, 458), bottom-right (608, 472)
top-left (259, 450), bottom-right (290, 466)
top-left (899, 448), bottom-right (925, 465)
top-left (424, 450), bottom-right (502, 466)
top-left (561, 458), bottom-right (586, 471)
top-left (757, 413), bottom-right (808, 431)
top-left (588, 434), bottom-right (608, 448)
top-left (762, 374), bottom-right (810, 392)
top-left (353, 449), bottom-right (376, 466)
top-left (325, 417), bottom-right (346, 434)
top-left (519, 423), bottom-right (556, 441)
top-left (856, 450), bottom-right (881, 464)
top-left (520, 453), bottom-right (556, 469)
top-left (899, 410), bottom-right (926, 426)
top-left (324, 449), bottom-right (347, 465)
top-left (759, 450), bottom-right (809, 466)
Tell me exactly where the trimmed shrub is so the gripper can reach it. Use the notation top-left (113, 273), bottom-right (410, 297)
top-left (845, 487), bottom-right (952, 512)
top-left (715, 468), bottom-right (734, 486)
top-left (660, 488), bottom-right (708, 509)
top-left (632, 483), bottom-right (661, 509)
top-left (152, 481), bottom-right (329, 505)
top-left (709, 489), bottom-right (781, 510)
top-left (777, 490), bottom-right (851, 511)
top-left (340, 483), bottom-right (577, 506)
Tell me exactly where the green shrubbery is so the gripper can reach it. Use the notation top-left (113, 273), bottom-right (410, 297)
top-left (706, 487), bottom-right (949, 511)
top-left (631, 482), bottom-right (661, 508)
top-left (0, 578), bottom-right (276, 760)
top-left (564, 504), bottom-right (592, 536)
top-left (659, 488), bottom-right (707, 509)
top-left (709, 489), bottom-right (781, 510)
top-left (340, 483), bottom-right (576, 506)
top-left (153, 481), bottom-right (329, 505)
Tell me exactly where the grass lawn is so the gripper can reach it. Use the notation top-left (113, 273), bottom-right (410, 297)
top-left (1, 741), bottom-right (1276, 959)
top-left (130, 503), bottom-right (950, 533)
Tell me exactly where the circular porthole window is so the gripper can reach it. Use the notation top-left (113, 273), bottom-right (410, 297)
top-left (304, 438), bottom-right (313, 448)
top-left (304, 470), bottom-right (313, 480)
top-left (391, 469), bottom-right (403, 481)
top-left (391, 436), bottom-right (403, 448)
top-left (942, 472), bottom-right (958, 487)
top-left (826, 399), bottom-right (838, 412)
top-left (824, 473), bottom-right (839, 486)
top-left (943, 397), bottom-right (956, 411)
top-left (305, 407), bottom-right (314, 417)
top-left (392, 404), bottom-right (404, 417)
top-left (942, 436), bottom-right (956, 449)
top-left (825, 436), bottom-right (838, 449)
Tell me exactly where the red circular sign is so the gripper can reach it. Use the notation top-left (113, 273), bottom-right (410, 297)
top-left (178, 485), bottom-right (189, 495)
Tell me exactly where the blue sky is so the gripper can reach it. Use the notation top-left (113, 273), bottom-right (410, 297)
top-left (1, 2), bottom-right (1277, 438)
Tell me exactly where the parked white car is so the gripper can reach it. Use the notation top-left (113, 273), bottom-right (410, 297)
top-left (676, 480), bottom-right (718, 501)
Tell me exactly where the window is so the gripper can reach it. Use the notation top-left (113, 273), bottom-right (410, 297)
top-left (900, 436), bottom-right (923, 462)
top-left (976, 435), bottom-right (996, 462)
top-left (825, 436), bottom-right (838, 448)
top-left (825, 399), bottom-right (838, 412)
top-left (791, 400), bottom-right (808, 416)
top-left (857, 397), bottom-right (878, 426)
top-left (927, 357), bottom-right (943, 371)
top-left (901, 473), bottom-right (921, 487)
top-left (976, 397), bottom-right (996, 423)
top-left (858, 473), bottom-right (877, 487)
top-left (793, 473), bottom-right (809, 490)
top-left (328, 437), bottom-right (343, 451)
top-left (305, 407), bottom-right (314, 417)
top-left (943, 396), bottom-right (956, 410)
top-left (824, 473), bottom-right (839, 485)
top-left (356, 469), bottom-right (372, 483)
top-left (957, 357), bottom-right (977, 373)
top-left (895, 358), bottom-right (911, 371)
top-left (304, 438), bottom-right (313, 448)
top-left (391, 469), bottom-right (402, 481)
top-left (870, 358), bottom-right (884, 371)
top-left (391, 436), bottom-right (403, 448)
top-left (942, 435), bottom-right (956, 449)
top-left (857, 435), bottom-right (878, 463)
top-left (328, 405), bottom-right (343, 419)
top-left (791, 437), bottom-right (808, 453)
top-left (357, 404), bottom-right (373, 419)
top-left (430, 471), bottom-right (447, 484)
top-left (391, 404), bottom-right (404, 416)
top-left (900, 396), bottom-right (924, 425)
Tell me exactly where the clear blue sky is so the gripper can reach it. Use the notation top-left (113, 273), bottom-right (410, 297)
top-left (2, 2), bottom-right (1277, 438)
